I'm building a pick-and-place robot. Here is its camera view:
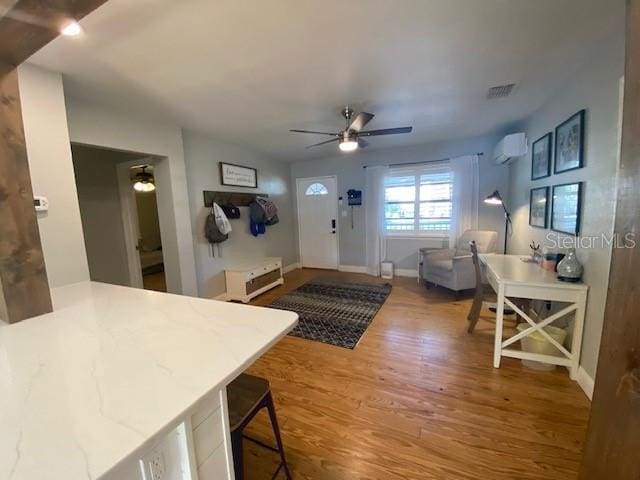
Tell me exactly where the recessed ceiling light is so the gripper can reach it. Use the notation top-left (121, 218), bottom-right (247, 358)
top-left (61, 21), bottom-right (82, 37)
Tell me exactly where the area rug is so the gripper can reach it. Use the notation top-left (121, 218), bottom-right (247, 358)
top-left (267, 278), bottom-right (392, 349)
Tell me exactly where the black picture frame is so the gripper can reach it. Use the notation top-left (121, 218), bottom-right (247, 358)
top-left (529, 186), bottom-right (549, 229)
top-left (551, 182), bottom-right (583, 235)
top-left (219, 162), bottom-right (258, 188)
top-left (531, 133), bottom-right (552, 180)
top-left (554, 110), bottom-right (585, 174)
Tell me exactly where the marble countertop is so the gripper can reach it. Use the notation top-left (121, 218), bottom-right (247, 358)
top-left (0, 282), bottom-right (297, 480)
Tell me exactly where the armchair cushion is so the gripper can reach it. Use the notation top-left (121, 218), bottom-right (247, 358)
top-left (429, 259), bottom-right (454, 272)
top-left (422, 229), bottom-right (497, 292)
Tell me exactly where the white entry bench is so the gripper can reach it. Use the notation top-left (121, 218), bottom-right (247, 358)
top-left (224, 257), bottom-right (284, 303)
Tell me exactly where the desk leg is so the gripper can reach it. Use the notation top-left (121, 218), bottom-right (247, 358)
top-left (569, 291), bottom-right (588, 380)
top-left (493, 284), bottom-right (505, 368)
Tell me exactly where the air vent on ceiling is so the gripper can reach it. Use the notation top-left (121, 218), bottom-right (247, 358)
top-left (487, 83), bottom-right (516, 99)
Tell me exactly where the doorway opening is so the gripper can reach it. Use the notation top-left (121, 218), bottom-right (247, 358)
top-left (71, 143), bottom-right (167, 292)
top-left (129, 164), bottom-right (166, 292)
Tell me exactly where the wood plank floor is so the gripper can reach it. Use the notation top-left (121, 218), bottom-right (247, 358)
top-left (241, 269), bottom-right (590, 479)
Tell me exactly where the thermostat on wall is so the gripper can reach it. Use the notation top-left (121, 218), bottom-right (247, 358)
top-left (34, 196), bottom-right (49, 212)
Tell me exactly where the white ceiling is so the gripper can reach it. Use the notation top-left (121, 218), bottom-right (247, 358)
top-left (29, 0), bottom-right (623, 161)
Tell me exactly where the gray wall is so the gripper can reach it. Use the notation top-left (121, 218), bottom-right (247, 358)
top-left (71, 145), bottom-right (138, 287)
top-left (183, 130), bottom-right (298, 298)
top-left (65, 96), bottom-right (198, 296)
top-left (507, 30), bottom-right (625, 379)
top-left (18, 63), bottom-right (90, 288)
top-left (290, 134), bottom-right (510, 270)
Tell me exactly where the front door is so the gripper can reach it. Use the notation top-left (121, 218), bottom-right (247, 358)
top-left (296, 176), bottom-right (338, 269)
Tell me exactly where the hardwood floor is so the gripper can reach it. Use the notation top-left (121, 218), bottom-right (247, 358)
top-left (143, 271), bottom-right (166, 292)
top-left (242, 268), bottom-right (590, 479)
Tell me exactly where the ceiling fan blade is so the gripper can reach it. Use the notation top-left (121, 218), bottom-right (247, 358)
top-left (290, 129), bottom-right (339, 136)
top-left (348, 112), bottom-right (375, 132)
top-left (358, 138), bottom-right (369, 148)
top-left (305, 138), bottom-right (340, 149)
top-left (359, 126), bottom-right (413, 137)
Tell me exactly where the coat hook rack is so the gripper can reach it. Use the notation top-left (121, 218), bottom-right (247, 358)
top-left (203, 190), bottom-right (268, 208)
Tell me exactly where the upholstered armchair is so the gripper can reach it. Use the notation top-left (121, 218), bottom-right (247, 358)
top-left (421, 230), bottom-right (498, 293)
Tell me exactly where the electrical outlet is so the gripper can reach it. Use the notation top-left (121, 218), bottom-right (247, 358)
top-left (147, 450), bottom-right (166, 480)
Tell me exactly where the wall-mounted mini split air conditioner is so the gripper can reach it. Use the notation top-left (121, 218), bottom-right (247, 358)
top-left (493, 133), bottom-right (528, 165)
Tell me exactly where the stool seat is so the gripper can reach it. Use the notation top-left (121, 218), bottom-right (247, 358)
top-left (227, 374), bottom-right (270, 431)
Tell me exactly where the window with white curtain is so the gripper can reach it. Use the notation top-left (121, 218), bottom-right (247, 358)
top-left (383, 165), bottom-right (453, 235)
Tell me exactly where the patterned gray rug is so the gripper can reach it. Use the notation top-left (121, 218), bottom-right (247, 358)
top-left (267, 278), bottom-right (392, 349)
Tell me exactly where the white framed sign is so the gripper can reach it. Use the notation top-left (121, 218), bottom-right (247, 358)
top-left (219, 162), bottom-right (258, 188)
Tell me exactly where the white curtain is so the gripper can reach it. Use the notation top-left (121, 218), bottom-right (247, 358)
top-left (450, 155), bottom-right (479, 248)
top-left (365, 165), bottom-right (389, 276)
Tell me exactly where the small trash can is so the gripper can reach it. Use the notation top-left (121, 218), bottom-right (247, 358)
top-left (380, 261), bottom-right (394, 279)
top-left (517, 323), bottom-right (567, 371)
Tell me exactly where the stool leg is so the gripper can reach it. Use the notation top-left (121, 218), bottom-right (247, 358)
top-left (230, 429), bottom-right (244, 480)
top-left (265, 392), bottom-right (292, 480)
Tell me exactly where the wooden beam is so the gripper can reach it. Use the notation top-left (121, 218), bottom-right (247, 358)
top-left (0, 0), bottom-right (108, 66)
top-left (579, 1), bottom-right (640, 478)
top-left (0, 63), bottom-right (52, 323)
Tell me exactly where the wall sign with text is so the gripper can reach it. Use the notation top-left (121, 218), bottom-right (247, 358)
top-left (219, 162), bottom-right (258, 188)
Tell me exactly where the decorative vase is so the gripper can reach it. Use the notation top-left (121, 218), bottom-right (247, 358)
top-left (557, 249), bottom-right (583, 282)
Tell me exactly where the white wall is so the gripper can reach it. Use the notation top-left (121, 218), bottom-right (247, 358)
top-left (65, 97), bottom-right (198, 296)
top-left (18, 63), bottom-right (90, 288)
top-left (507, 30), bottom-right (625, 379)
top-left (183, 130), bottom-right (297, 298)
top-left (290, 134), bottom-right (510, 271)
top-left (71, 144), bottom-right (135, 287)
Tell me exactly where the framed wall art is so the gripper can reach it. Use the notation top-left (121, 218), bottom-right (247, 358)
top-left (531, 133), bottom-right (552, 180)
top-left (219, 162), bottom-right (258, 188)
top-left (551, 182), bottom-right (583, 235)
top-left (554, 110), bottom-right (585, 174)
top-left (529, 186), bottom-right (549, 228)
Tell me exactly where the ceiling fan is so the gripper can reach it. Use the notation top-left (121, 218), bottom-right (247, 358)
top-left (290, 107), bottom-right (413, 152)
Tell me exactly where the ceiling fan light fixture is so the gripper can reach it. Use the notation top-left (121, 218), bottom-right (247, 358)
top-left (133, 166), bottom-right (156, 192)
top-left (133, 181), bottom-right (156, 192)
top-left (339, 139), bottom-right (358, 152)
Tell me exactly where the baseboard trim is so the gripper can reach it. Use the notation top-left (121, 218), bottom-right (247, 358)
top-left (576, 366), bottom-right (595, 400)
top-left (283, 262), bottom-right (301, 274)
top-left (395, 268), bottom-right (419, 278)
top-left (338, 265), bottom-right (368, 274)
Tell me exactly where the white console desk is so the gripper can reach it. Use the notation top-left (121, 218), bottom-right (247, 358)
top-left (480, 254), bottom-right (588, 379)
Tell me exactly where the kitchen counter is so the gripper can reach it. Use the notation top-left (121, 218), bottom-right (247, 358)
top-left (0, 282), bottom-right (297, 480)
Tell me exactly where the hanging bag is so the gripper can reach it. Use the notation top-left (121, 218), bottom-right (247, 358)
top-left (213, 202), bottom-right (232, 235)
top-left (205, 205), bottom-right (229, 244)
top-left (221, 203), bottom-right (241, 219)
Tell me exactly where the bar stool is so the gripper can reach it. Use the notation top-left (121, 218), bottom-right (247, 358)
top-left (226, 373), bottom-right (292, 480)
